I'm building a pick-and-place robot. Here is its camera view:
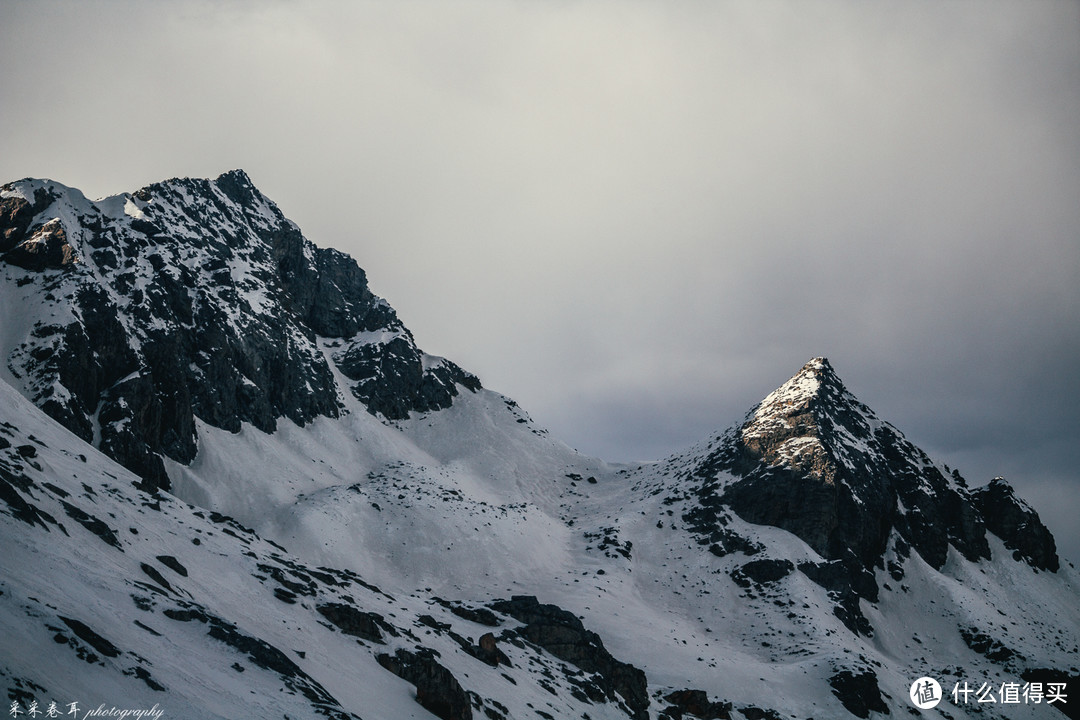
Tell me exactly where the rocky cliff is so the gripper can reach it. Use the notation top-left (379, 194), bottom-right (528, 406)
top-left (0, 171), bottom-right (479, 490)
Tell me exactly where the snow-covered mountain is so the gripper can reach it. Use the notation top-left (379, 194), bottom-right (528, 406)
top-left (1, 172), bottom-right (1076, 720)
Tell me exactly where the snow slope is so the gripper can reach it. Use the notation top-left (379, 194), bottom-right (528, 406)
top-left (0, 377), bottom-right (664, 720)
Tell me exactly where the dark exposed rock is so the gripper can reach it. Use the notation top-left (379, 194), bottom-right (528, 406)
top-left (206, 622), bottom-right (295, 677)
top-left (308, 247), bottom-right (398, 338)
top-left (443, 627), bottom-right (512, 668)
top-left (447, 604), bottom-right (500, 627)
top-left (60, 500), bottom-right (122, 550)
top-left (489, 595), bottom-right (649, 720)
top-left (973, 477), bottom-right (1059, 572)
top-left (662, 689), bottom-right (732, 719)
top-left (798, 555), bottom-right (878, 602)
top-left (737, 707), bottom-right (784, 720)
top-left (883, 436), bottom-right (989, 570)
top-left (162, 608), bottom-right (203, 622)
top-left (960, 626), bottom-right (1023, 666)
top-left (40, 481), bottom-right (69, 497)
top-left (680, 498), bottom-right (762, 558)
top-left (828, 669), bottom-right (889, 718)
top-left (0, 189), bottom-right (48, 251)
top-left (124, 665), bottom-right (166, 692)
top-left (418, 614), bottom-right (452, 632)
top-left (274, 588), bottom-right (297, 603)
top-left (797, 552), bottom-right (878, 637)
top-left (377, 648), bottom-right (473, 720)
top-left (3, 218), bottom-right (79, 270)
top-left (4, 677), bottom-right (48, 711)
top-left (584, 526), bottom-right (633, 560)
top-left (335, 335), bottom-right (480, 420)
top-left (155, 555), bottom-right (188, 576)
top-left (59, 616), bottom-right (120, 658)
top-left (471, 631), bottom-right (511, 667)
top-left (316, 602), bottom-right (390, 644)
top-left (55, 285), bottom-right (141, 438)
top-left (139, 563), bottom-right (172, 593)
top-left (207, 618), bottom-right (352, 717)
top-left (831, 592), bottom-right (874, 637)
top-left (161, 597), bottom-right (354, 717)
top-left (475, 632), bottom-right (502, 666)
top-left (729, 558), bottom-right (793, 588)
top-left (128, 218), bottom-right (161, 237)
top-left (0, 465), bottom-right (58, 530)
top-left (705, 530), bottom-right (763, 558)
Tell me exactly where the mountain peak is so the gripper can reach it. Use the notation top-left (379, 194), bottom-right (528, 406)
top-left (0, 171), bottom-right (481, 491)
top-left (802, 355), bottom-right (833, 372)
top-left (757, 356), bottom-right (842, 409)
top-left (692, 356), bottom-right (995, 576)
top-left (216, 168), bottom-right (253, 184)
top-left (799, 355), bottom-right (839, 385)
top-left (740, 357), bottom-right (868, 479)
top-left (211, 169), bottom-right (261, 206)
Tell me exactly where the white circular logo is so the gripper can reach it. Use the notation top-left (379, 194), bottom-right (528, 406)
top-left (909, 677), bottom-right (943, 709)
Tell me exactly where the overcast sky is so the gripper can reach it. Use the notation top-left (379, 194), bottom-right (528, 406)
top-left (2, 0), bottom-right (1078, 563)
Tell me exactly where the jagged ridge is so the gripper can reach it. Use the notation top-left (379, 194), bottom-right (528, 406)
top-left (0, 171), bottom-right (480, 490)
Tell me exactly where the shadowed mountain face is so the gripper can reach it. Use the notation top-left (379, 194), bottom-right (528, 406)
top-left (1, 172), bottom-right (1075, 720)
top-left (0, 171), bottom-right (478, 490)
top-left (973, 476), bottom-right (1060, 572)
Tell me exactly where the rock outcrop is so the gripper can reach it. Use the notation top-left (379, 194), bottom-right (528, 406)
top-left (972, 477), bottom-right (1059, 571)
top-left (490, 595), bottom-right (649, 720)
top-left (828, 669), bottom-right (889, 719)
top-left (376, 649), bottom-right (473, 720)
top-left (661, 689), bottom-right (733, 719)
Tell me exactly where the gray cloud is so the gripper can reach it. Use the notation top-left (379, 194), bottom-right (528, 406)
top-left (2, 0), bottom-right (1078, 562)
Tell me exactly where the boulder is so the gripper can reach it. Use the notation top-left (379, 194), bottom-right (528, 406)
top-left (376, 649), bottom-right (472, 720)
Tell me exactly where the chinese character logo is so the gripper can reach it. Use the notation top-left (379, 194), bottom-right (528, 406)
top-left (910, 676), bottom-right (943, 709)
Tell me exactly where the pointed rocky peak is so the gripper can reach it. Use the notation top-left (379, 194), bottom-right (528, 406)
top-left (209, 169), bottom-right (273, 214)
top-left (754, 356), bottom-right (842, 414)
top-left (215, 167), bottom-right (256, 190)
top-left (677, 358), bottom-right (998, 586)
top-left (739, 357), bottom-right (880, 485)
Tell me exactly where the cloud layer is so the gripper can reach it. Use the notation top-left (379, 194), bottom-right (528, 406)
top-left (2, 0), bottom-right (1078, 561)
